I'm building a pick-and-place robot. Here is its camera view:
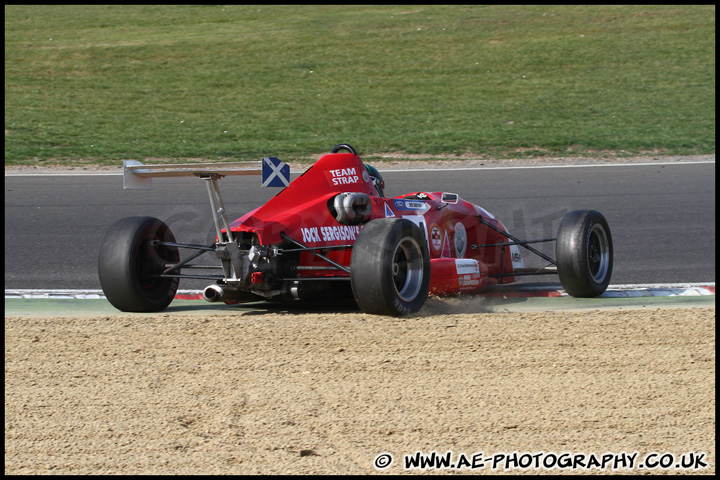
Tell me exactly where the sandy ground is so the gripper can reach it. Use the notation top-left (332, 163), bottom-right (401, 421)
top-left (4, 303), bottom-right (715, 475)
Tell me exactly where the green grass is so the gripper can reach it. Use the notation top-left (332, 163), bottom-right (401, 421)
top-left (4, 5), bottom-right (715, 166)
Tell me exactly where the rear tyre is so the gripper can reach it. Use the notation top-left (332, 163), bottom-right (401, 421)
top-left (350, 218), bottom-right (431, 315)
top-left (556, 210), bottom-right (613, 297)
top-left (98, 216), bottom-right (180, 312)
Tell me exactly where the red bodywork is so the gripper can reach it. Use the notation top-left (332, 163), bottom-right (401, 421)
top-left (227, 151), bottom-right (521, 295)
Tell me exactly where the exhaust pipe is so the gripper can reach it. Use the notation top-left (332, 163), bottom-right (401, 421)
top-left (203, 284), bottom-right (255, 303)
top-left (203, 284), bottom-right (228, 302)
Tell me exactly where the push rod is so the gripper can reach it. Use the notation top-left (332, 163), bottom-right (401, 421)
top-left (281, 233), bottom-right (352, 274)
top-left (477, 216), bottom-right (557, 265)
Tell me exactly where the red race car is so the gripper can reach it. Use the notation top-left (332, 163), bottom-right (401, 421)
top-left (99, 144), bottom-right (613, 316)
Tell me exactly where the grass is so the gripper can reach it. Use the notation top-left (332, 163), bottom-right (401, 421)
top-left (4, 5), bottom-right (715, 166)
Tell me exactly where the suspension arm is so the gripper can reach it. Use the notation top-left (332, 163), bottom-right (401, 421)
top-left (280, 233), bottom-right (351, 274)
top-left (474, 238), bottom-right (555, 248)
top-left (477, 216), bottom-right (557, 265)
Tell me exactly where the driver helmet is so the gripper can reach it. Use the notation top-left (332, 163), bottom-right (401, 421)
top-left (365, 164), bottom-right (385, 197)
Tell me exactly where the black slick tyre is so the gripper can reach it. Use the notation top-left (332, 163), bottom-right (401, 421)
top-left (98, 216), bottom-right (180, 312)
top-left (556, 210), bottom-right (613, 297)
top-left (350, 218), bottom-right (431, 316)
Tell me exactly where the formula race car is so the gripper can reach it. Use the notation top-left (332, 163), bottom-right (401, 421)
top-left (98, 144), bottom-right (613, 316)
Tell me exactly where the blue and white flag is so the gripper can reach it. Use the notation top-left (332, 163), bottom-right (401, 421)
top-left (261, 156), bottom-right (290, 187)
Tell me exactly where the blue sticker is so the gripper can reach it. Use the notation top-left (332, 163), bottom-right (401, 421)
top-left (261, 156), bottom-right (290, 187)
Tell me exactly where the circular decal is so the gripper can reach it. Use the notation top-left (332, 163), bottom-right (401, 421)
top-left (430, 225), bottom-right (442, 252)
top-left (454, 222), bottom-right (467, 258)
top-left (362, 169), bottom-right (370, 182)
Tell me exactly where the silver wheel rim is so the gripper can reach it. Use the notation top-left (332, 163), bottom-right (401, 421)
top-left (392, 236), bottom-right (424, 302)
top-left (587, 224), bottom-right (610, 283)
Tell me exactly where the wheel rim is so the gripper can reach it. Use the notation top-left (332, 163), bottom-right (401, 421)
top-left (136, 237), bottom-right (176, 295)
top-left (587, 224), bottom-right (610, 283)
top-left (391, 236), bottom-right (424, 302)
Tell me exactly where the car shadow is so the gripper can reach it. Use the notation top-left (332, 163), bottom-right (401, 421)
top-left (163, 281), bottom-right (567, 316)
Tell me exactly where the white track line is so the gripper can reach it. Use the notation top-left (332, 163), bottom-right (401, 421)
top-left (4, 160), bottom-right (715, 176)
top-left (380, 161), bottom-right (715, 173)
top-left (5, 284), bottom-right (715, 299)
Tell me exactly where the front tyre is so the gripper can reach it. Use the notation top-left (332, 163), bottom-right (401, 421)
top-left (556, 210), bottom-right (613, 297)
top-left (98, 216), bottom-right (180, 312)
top-left (350, 218), bottom-right (431, 316)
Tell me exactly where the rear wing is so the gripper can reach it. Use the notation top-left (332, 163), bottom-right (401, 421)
top-left (123, 157), bottom-right (289, 189)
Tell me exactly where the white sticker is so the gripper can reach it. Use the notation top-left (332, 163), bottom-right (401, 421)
top-left (455, 259), bottom-right (480, 275)
top-left (402, 215), bottom-right (430, 253)
top-left (509, 244), bottom-right (525, 269)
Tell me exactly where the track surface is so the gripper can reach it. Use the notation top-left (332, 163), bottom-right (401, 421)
top-left (3, 161), bottom-right (716, 290)
top-left (4, 160), bottom-right (715, 474)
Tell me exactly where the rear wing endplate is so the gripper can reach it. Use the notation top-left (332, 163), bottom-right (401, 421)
top-left (123, 157), bottom-right (289, 189)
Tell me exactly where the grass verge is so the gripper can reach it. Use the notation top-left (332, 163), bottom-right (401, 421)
top-left (4, 5), bottom-right (715, 166)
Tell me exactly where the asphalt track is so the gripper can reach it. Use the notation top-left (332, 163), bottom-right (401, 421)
top-left (4, 161), bottom-right (715, 314)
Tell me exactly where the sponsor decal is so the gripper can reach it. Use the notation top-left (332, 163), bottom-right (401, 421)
top-left (455, 259), bottom-right (481, 290)
top-left (402, 215), bottom-right (431, 253)
top-left (458, 275), bottom-right (481, 287)
top-left (300, 225), bottom-right (362, 244)
top-left (362, 169), bottom-right (371, 182)
top-left (454, 222), bottom-right (467, 258)
top-left (455, 259), bottom-right (480, 275)
top-left (430, 225), bottom-right (442, 252)
top-left (405, 200), bottom-right (426, 210)
top-left (384, 203), bottom-right (395, 217)
top-left (326, 167), bottom-right (360, 186)
top-left (415, 192), bottom-right (429, 199)
top-left (393, 199), bottom-right (427, 211)
top-left (509, 243), bottom-right (525, 269)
